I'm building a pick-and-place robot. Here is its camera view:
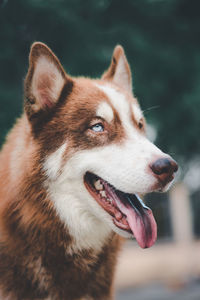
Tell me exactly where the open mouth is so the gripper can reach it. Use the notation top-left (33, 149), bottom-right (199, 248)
top-left (84, 172), bottom-right (157, 249)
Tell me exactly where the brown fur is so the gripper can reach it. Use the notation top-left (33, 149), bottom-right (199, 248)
top-left (0, 43), bottom-right (131, 299)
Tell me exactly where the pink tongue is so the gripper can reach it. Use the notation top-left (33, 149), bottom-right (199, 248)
top-left (125, 205), bottom-right (157, 248)
top-left (114, 195), bottom-right (157, 248)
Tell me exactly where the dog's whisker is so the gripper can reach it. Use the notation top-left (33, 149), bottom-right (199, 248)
top-left (142, 105), bottom-right (160, 115)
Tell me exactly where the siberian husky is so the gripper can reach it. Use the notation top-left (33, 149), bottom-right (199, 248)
top-left (0, 42), bottom-right (178, 300)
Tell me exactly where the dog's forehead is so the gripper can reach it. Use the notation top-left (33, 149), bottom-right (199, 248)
top-left (65, 78), bottom-right (143, 129)
top-left (95, 83), bottom-right (143, 125)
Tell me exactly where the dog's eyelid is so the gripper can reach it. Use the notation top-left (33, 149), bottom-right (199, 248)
top-left (90, 117), bottom-right (105, 126)
top-left (88, 117), bottom-right (108, 133)
top-left (90, 122), bottom-right (104, 133)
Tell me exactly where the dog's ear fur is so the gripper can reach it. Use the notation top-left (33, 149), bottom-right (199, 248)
top-left (102, 45), bottom-right (132, 93)
top-left (24, 42), bottom-right (72, 117)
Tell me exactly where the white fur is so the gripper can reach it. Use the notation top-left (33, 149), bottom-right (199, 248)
top-left (96, 101), bottom-right (114, 123)
top-left (132, 103), bottom-right (143, 123)
top-left (44, 84), bottom-right (171, 251)
top-left (43, 143), bottom-right (67, 180)
top-left (97, 85), bottom-right (141, 139)
top-left (45, 162), bottom-right (113, 252)
top-left (97, 85), bottom-right (132, 132)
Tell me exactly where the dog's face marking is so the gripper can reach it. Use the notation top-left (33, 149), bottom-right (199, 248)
top-left (43, 81), bottom-right (164, 251)
top-left (132, 103), bottom-right (143, 121)
top-left (96, 101), bottom-right (114, 123)
top-left (43, 142), bottom-right (67, 180)
top-left (96, 84), bottom-right (139, 137)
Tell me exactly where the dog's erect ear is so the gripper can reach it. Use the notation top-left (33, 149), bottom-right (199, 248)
top-left (24, 42), bottom-right (72, 118)
top-left (102, 45), bottom-right (132, 93)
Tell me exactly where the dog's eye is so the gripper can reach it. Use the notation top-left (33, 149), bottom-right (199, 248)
top-left (90, 123), bottom-right (104, 132)
top-left (138, 119), bottom-right (144, 130)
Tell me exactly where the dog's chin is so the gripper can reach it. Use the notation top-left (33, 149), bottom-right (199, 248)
top-left (110, 224), bottom-right (132, 238)
top-left (83, 172), bottom-right (157, 249)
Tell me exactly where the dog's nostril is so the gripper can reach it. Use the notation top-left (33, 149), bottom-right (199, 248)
top-left (151, 158), bottom-right (178, 176)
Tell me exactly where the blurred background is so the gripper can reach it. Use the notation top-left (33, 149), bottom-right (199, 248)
top-left (0, 0), bottom-right (200, 299)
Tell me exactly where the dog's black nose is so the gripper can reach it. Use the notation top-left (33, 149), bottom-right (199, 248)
top-left (151, 158), bottom-right (178, 176)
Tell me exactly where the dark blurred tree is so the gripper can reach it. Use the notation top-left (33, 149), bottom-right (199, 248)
top-left (0, 0), bottom-right (200, 165)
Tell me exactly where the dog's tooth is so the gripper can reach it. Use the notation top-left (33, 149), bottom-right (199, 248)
top-left (115, 211), bottom-right (123, 221)
top-left (100, 190), bottom-right (106, 198)
top-left (106, 197), bottom-right (112, 204)
top-left (94, 180), bottom-right (103, 191)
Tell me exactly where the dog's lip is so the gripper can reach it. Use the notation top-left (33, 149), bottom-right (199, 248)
top-left (152, 174), bottom-right (174, 192)
top-left (157, 174), bottom-right (175, 188)
top-left (84, 172), bottom-right (131, 231)
top-left (84, 172), bottom-right (157, 249)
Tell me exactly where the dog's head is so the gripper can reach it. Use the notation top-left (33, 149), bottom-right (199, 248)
top-left (24, 43), bottom-right (178, 250)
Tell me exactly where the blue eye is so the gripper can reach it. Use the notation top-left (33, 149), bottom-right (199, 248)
top-left (91, 123), bottom-right (104, 132)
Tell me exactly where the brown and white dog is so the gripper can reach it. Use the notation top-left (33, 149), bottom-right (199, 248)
top-left (0, 43), bottom-right (178, 300)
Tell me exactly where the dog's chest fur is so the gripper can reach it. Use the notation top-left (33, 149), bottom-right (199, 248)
top-left (0, 228), bottom-right (120, 300)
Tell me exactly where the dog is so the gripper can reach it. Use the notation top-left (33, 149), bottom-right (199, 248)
top-left (0, 42), bottom-right (178, 300)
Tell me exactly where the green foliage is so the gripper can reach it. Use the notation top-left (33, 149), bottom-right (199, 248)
top-left (0, 0), bottom-right (200, 163)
